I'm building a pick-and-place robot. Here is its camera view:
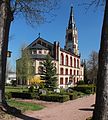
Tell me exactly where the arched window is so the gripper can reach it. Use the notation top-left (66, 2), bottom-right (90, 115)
top-left (65, 78), bottom-right (68, 85)
top-left (77, 59), bottom-right (79, 68)
top-left (70, 69), bottom-right (72, 75)
top-left (74, 58), bottom-right (76, 68)
top-left (65, 69), bottom-right (68, 75)
top-left (74, 70), bottom-right (76, 75)
top-left (38, 66), bottom-right (43, 74)
top-left (60, 68), bottom-right (64, 75)
top-left (60, 53), bottom-right (64, 65)
top-left (66, 55), bottom-right (68, 66)
top-left (77, 70), bottom-right (79, 75)
top-left (70, 57), bottom-right (72, 66)
top-left (60, 78), bottom-right (63, 85)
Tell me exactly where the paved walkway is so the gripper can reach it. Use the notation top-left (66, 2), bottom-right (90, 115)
top-left (12, 94), bottom-right (95, 120)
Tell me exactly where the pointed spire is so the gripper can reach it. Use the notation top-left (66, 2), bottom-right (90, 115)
top-left (68, 6), bottom-right (75, 29)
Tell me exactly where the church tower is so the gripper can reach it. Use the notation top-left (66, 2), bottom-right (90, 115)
top-left (65, 7), bottom-right (79, 56)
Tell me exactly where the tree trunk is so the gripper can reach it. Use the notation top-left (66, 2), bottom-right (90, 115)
top-left (0, 0), bottom-right (13, 106)
top-left (93, 0), bottom-right (108, 120)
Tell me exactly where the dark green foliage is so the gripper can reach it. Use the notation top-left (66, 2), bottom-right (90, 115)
top-left (40, 94), bottom-right (69, 102)
top-left (28, 86), bottom-right (35, 93)
top-left (5, 92), bottom-right (12, 100)
top-left (77, 80), bottom-right (85, 85)
top-left (41, 55), bottom-right (57, 90)
top-left (11, 92), bottom-right (34, 99)
top-left (73, 85), bottom-right (96, 94)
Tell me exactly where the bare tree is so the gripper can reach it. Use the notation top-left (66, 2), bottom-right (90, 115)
top-left (0, 0), bottom-right (59, 108)
top-left (87, 51), bottom-right (98, 84)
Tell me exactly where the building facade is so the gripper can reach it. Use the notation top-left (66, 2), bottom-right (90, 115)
top-left (17, 7), bottom-right (84, 88)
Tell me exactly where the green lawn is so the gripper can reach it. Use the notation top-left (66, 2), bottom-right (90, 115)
top-left (7, 99), bottom-right (44, 112)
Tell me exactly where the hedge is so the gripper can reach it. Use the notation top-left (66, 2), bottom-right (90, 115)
top-left (73, 85), bottom-right (96, 94)
top-left (40, 94), bottom-right (69, 102)
top-left (11, 92), bottom-right (37, 99)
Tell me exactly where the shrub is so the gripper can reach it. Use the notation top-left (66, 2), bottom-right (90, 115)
top-left (11, 92), bottom-right (36, 99)
top-left (28, 86), bottom-right (35, 93)
top-left (40, 94), bottom-right (69, 102)
top-left (73, 85), bottom-right (96, 94)
top-left (5, 92), bottom-right (12, 99)
top-left (77, 80), bottom-right (85, 85)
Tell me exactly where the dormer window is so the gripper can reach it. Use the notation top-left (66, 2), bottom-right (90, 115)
top-left (39, 50), bottom-right (42, 54)
top-left (37, 40), bottom-right (41, 44)
top-left (32, 50), bottom-right (37, 54)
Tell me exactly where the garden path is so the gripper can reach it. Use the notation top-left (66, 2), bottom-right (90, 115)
top-left (12, 94), bottom-right (95, 120)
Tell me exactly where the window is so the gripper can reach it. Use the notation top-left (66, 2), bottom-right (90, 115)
top-left (32, 43), bottom-right (36, 47)
top-left (70, 57), bottom-right (72, 66)
top-left (44, 50), bottom-right (46, 54)
top-left (33, 50), bottom-right (37, 54)
top-left (70, 69), bottom-right (72, 75)
top-left (60, 78), bottom-right (63, 85)
top-left (77, 70), bottom-right (79, 75)
top-left (65, 69), bottom-right (68, 75)
top-left (39, 50), bottom-right (42, 54)
top-left (60, 68), bottom-right (64, 75)
top-left (38, 66), bottom-right (43, 74)
top-left (66, 55), bottom-right (68, 66)
top-left (74, 70), bottom-right (76, 75)
top-left (42, 42), bottom-right (46, 47)
top-left (77, 59), bottom-right (79, 68)
top-left (60, 53), bottom-right (64, 65)
top-left (37, 40), bottom-right (41, 44)
top-left (65, 78), bottom-right (68, 85)
top-left (74, 58), bottom-right (76, 67)
top-left (74, 77), bottom-right (76, 84)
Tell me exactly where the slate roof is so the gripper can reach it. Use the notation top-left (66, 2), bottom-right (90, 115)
top-left (29, 43), bottom-right (48, 50)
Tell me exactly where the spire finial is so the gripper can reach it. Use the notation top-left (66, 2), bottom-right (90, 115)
top-left (38, 33), bottom-right (40, 38)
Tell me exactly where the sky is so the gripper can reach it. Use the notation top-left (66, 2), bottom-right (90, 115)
top-left (8, 0), bottom-right (104, 71)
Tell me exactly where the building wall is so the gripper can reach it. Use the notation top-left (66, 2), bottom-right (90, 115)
top-left (58, 49), bottom-right (83, 88)
top-left (32, 47), bottom-right (84, 88)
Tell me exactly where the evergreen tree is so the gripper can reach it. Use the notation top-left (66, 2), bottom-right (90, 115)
top-left (41, 55), bottom-right (57, 90)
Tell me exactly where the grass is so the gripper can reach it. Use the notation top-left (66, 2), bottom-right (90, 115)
top-left (7, 99), bottom-right (44, 112)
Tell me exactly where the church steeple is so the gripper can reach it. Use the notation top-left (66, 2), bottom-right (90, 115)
top-left (65, 6), bottom-right (79, 56)
top-left (68, 6), bottom-right (75, 29)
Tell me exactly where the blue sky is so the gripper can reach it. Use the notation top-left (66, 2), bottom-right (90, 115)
top-left (8, 1), bottom-right (104, 70)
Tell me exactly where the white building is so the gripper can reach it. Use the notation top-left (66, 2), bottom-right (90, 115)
top-left (6, 72), bottom-right (16, 84)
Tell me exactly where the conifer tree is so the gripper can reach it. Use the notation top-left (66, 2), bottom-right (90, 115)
top-left (41, 55), bottom-right (57, 90)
